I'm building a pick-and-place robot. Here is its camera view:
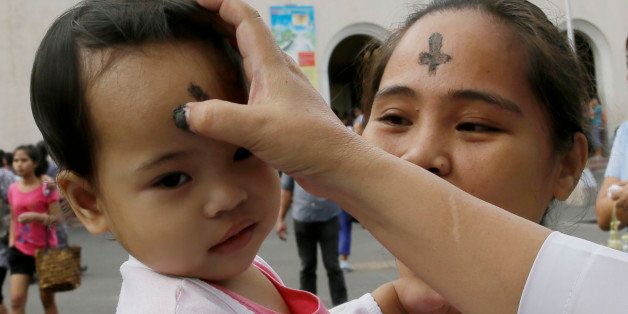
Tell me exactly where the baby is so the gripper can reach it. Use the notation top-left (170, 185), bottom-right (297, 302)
top-left (30, 0), bottom-right (401, 312)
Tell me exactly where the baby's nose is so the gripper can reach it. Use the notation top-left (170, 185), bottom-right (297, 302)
top-left (203, 185), bottom-right (248, 218)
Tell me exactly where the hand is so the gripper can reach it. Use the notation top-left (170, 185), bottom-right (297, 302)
top-left (18, 212), bottom-right (44, 224)
top-left (610, 182), bottom-right (628, 211)
top-left (276, 220), bottom-right (288, 241)
top-left (189, 0), bottom-right (363, 197)
top-left (393, 277), bottom-right (460, 314)
top-left (396, 260), bottom-right (460, 313)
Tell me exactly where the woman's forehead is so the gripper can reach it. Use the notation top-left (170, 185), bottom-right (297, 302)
top-left (383, 9), bottom-right (525, 89)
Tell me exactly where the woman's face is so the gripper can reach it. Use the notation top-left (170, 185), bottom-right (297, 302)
top-left (363, 10), bottom-right (563, 222)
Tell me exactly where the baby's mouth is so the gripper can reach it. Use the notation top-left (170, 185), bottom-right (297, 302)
top-left (208, 221), bottom-right (256, 255)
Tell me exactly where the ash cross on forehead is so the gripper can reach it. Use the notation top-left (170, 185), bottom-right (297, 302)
top-left (188, 83), bottom-right (209, 101)
top-left (419, 32), bottom-right (452, 75)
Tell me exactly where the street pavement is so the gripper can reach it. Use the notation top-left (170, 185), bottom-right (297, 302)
top-left (7, 207), bottom-right (617, 313)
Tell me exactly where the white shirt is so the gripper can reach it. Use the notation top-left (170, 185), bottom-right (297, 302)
top-left (116, 255), bottom-right (381, 313)
top-left (519, 231), bottom-right (628, 313)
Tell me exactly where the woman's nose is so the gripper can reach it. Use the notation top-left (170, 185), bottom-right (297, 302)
top-left (399, 132), bottom-right (451, 177)
top-left (203, 184), bottom-right (248, 218)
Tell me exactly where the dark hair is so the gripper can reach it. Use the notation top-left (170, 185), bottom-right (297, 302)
top-left (14, 145), bottom-right (44, 177)
top-left (35, 141), bottom-right (50, 177)
top-left (3, 152), bottom-right (13, 168)
top-left (361, 0), bottom-right (591, 154)
top-left (31, 0), bottom-right (244, 184)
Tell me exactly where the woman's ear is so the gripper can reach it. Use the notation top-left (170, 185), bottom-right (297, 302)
top-left (57, 170), bottom-right (109, 234)
top-left (553, 133), bottom-right (589, 201)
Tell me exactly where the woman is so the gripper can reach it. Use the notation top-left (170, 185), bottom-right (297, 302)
top-left (7, 145), bottom-right (61, 314)
top-left (182, 0), bottom-right (628, 312)
top-left (358, 0), bottom-right (592, 311)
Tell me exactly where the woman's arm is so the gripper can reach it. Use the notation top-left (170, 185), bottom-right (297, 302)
top-left (17, 201), bottom-right (61, 226)
top-left (188, 1), bottom-right (551, 312)
top-left (329, 146), bottom-right (550, 313)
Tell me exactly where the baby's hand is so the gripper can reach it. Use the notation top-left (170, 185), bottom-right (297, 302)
top-left (18, 212), bottom-right (44, 224)
top-left (393, 276), bottom-right (460, 314)
top-left (395, 260), bottom-right (460, 313)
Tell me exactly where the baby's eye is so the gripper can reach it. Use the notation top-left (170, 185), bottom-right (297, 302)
top-left (153, 172), bottom-right (191, 189)
top-left (456, 122), bottom-right (499, 133)
top-left (377, 114), bottom-right (411, 126)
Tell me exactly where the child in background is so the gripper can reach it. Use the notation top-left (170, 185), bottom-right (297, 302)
top-left (30, 1), bottom-right (405, 312)
top-left (7, 145), bottom-right (61, 314)
top-left (0, 150), bottom-right (15, 314)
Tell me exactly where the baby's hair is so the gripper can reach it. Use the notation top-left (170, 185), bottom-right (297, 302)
top-left (14, 145), bottom-right (44, 177)
top-left (360, 0), bottom-right (591, 154)
top-left (31, 0), bottom-right (244, 185)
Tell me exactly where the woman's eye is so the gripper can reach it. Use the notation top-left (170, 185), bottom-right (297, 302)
top-left (377, 114), bottom-right (410, 126)
top-left (456, 122), bottom-right (499, 133)
top-left (154, 172), bottom-right (191, 188)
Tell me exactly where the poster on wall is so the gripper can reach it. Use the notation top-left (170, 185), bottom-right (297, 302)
top-left (270, 5), bottom-right (318, 89)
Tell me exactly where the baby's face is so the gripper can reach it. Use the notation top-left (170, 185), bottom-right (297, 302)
top-left (86, 41), bottom-right (279, 281)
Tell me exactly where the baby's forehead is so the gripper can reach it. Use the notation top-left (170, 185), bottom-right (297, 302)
top-left (83, 42), bottom-right (233, 156)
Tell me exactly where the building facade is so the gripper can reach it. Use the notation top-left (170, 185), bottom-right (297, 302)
top-left (1, 0), bottom-right (626, 150)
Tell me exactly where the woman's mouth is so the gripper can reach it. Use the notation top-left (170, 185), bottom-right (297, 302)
top-left (208, 221), bottom-right (256, 255)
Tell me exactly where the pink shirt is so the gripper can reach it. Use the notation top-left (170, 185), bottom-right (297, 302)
top-left (213, 258), bottom-right (327, 314)
top-left (7, 182), bottom-right (58, 256)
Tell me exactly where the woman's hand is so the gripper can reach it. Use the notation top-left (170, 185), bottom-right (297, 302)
top-left (188, 0), bottom-right (369, 196)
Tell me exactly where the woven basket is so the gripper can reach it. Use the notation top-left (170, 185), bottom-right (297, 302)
top-left (35, 246), bottom-right (81, 292)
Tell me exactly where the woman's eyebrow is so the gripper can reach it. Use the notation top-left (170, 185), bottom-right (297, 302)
top-left (136, 149), bottom-right (194, 172)
top-left (374, 85), bottom-right (417, 100)
top-left (449, 89), bottom-right (523, 115)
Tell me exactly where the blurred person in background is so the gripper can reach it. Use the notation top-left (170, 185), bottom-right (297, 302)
top-left (0, 150), bottom-right (15, 314)
top-left (596, 121), bottom-right (628, 230)
top-left (7, 145), bottom-right (61, 314)
top-left (589, 97), bottom-right (607, 158)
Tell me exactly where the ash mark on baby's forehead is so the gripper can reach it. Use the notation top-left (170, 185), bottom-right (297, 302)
top-left (188, 83), bottom-right (209, 101)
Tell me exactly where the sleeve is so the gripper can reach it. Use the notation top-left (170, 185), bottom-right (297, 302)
top-left (518, 231), bottom-right (628, 314)
top-left (280, 174), bottom-right (295, 191)
top-left (117, 257), bottom-right (179, 313)
top-left (605, 122), bottom-right (627, 178)
top-left (330, 293), bottom-right (382, 314)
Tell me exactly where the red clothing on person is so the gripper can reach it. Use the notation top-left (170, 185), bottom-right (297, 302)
top-left (7, 182), bottom-right (58, 256)
top-left (213, 258), bottom-right (328, 314)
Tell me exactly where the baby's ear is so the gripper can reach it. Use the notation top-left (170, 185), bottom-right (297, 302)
top-left (57, 170), bottom-right (109, 234)
top-left (553, 133), bottom-right (588, 201)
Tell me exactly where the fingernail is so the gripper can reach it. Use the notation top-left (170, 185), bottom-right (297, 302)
top-left (173, 104), bottom-right (191, 131)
